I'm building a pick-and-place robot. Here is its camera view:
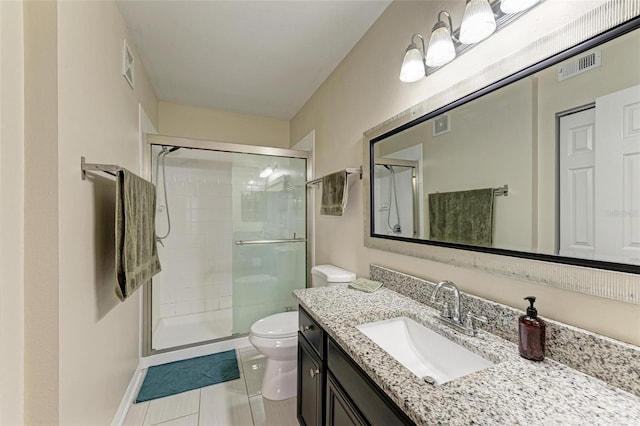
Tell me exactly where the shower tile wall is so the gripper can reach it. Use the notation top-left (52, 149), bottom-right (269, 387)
top-left (153, 154), bottom-right (233, 332)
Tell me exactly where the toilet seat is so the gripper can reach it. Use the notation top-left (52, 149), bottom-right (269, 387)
top-left (250, 311), bottom-right (298, 339)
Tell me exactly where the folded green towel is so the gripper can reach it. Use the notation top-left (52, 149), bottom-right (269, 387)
top-left (348, 278), bottom-right (383, 293)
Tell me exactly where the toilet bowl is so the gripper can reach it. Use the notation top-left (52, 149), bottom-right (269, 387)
top-left (249, 311), bottom-right (298, 400)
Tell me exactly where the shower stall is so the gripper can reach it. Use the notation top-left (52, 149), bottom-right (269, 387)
top-left (145, 137), bottom-right (308, 353)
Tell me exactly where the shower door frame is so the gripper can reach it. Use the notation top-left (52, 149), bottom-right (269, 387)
top-left (142, 134), bottom-right (312, 356)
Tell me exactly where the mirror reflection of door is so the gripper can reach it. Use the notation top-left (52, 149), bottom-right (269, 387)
top-left (559, 84), bottom-right (640, 264)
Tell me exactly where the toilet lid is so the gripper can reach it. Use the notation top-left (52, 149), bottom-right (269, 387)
top-left (251, 311), bottom-right (298, 338)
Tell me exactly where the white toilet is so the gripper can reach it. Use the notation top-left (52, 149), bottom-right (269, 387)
top-left (248, 264), bottom-right (356, 401)
top-left (310, 264), bottom-right (356, 287)
top-left (249, 311), bottom-right (298, 400)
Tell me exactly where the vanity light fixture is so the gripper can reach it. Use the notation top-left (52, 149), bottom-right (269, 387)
top-left (459, 0), bottom-right (497, 44)
top-left (399, 0), bottom-right (543, 82)
top-left (400, 34), bottom-right (427, 83)
top-left (425, 11), bottom-right (457, 67)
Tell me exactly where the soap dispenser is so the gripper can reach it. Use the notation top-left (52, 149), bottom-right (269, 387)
top-left (518, 296), bottom-right (546, 361)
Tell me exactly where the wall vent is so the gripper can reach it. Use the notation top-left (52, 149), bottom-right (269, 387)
top-left (123, 40), bottom-right (135, 89)
top-left (558, 51), bottom-right (601, 82)
top-left (433, 114), bottom-right (450, 136)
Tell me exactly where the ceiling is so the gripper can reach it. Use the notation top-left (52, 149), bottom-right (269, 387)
top-left (117, 1), bottom-right (391, 120)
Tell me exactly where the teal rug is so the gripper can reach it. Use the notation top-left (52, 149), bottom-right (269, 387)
top-left (135, 349), bottom-right (240, 403)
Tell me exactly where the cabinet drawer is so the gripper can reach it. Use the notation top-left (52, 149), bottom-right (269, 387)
top-left (299, 307), bottom-right (324, 357)
top-left (328, 338), bottom-right (414, 426)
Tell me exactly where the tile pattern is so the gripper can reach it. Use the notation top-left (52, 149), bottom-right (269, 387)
top-left (370, 264), bottom-right (640, 396)
top-left (293, 284), bottom-right (640, 426)
top-left (122, 347), bottom-right (297, 426)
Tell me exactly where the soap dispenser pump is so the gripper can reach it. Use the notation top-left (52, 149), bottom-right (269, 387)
top-left (518, 296), bottom-right (546, 361)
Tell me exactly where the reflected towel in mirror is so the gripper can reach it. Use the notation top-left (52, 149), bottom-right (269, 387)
top-left (428, 188), bottom-right (494, 246)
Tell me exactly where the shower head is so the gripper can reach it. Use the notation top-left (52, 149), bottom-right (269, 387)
top-left (161, 145), bottom-right (181, 154)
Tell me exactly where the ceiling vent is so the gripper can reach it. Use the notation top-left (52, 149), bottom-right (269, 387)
top-left (122, 40), bottom-right (134, 89)
top-left (558, 51), bottom-right (601, 82)
top-left (433, 114), bottom-right (450, 136)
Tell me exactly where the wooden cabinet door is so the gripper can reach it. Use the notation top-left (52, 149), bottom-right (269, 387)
top-left (326, 374), bottom-right (366, 426)
top-left (297, 336), bottom-right (323, 426)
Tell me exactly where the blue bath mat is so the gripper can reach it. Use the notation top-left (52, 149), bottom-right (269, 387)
top-left (135, 349), bottom-right (240, 403)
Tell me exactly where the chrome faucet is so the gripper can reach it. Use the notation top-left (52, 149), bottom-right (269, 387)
top-left (430, 280), bottom-right (487, 336)
top-left (430, 280), bottom-right (461, 322)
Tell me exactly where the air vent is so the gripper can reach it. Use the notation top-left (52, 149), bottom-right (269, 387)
top-left (433, 114), bottom-right (450, 136)
top-left (558, 51), bottom-right (601, 81)
top-left (122, 40), bottom-right (134, 89)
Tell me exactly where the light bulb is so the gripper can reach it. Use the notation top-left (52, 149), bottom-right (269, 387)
top-left (425, 26), bottom-right (456, 67)
top-left (460, 0), bottom-right (496, 44)
top-left (399, 45), bottom-right (426, 83)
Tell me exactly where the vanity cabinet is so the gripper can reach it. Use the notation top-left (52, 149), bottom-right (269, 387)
top-left (326, 373), bottom-right (366, 426)
top-left (298, 308), bottom-right (325, 426)
top-left (297, 306), bottom-right (414, 426)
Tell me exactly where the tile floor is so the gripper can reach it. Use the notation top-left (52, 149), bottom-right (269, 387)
top-left (122, 346), bottom-right (298, 426)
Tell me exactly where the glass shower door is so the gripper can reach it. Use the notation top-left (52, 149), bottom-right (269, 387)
top-left (148, 143), bottom-right (307, 353)
top-left (231, 153), bottom-right (307, 334)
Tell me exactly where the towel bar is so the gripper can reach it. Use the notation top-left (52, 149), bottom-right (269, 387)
top-left (235, 238), bottom-right (307, 246)
top-left (493, 185), bottom-right (508, 196)
top-left (81, 156), bottom-right (122, 180)
top-left (306, 166), bottom-right (362, 186)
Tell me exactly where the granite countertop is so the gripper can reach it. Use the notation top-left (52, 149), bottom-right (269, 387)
top-left (293, 286), bottom-right (640, 425)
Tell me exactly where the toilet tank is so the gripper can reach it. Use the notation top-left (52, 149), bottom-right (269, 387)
top-left (310, 264), bottom-right (356, 287)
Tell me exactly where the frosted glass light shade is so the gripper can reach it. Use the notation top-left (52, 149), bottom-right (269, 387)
top-left (400, 46), bottom-right (426, 82)
top-left (425, 26), bottom-right (456, 67)
top-left (500, 0), bottom-right (540, 14)
top-left (459, 0), bottom-right (496, 44)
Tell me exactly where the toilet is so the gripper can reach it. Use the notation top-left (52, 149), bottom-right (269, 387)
top-left (311, 264), bottom-right (356, 287)
top-left (249, 311), bottom-right (298, 400)
top-left (249, 264), bottom-right (356, 400)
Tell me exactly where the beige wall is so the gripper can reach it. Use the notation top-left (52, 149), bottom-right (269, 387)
top-left (20, 0), bottom-right (159, 424)
top-left (24, 0), bottom-right (60, 423)
top-left (291, 0), bottom-right (640, 345)
top-left (159, 101), bottom-right (289, 148)
top-left (56, 1), bottom-right (158, 424)
top-left (0, 0), bottom-right (25, 424)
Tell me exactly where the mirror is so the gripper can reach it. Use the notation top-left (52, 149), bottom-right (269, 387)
top-left (370, 18), bottom-right (640, 274)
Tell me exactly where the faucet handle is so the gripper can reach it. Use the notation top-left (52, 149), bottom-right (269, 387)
top-left (464, 312), bottom-right (488, 336)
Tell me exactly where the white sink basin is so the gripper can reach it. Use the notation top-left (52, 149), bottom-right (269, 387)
top-left (356, 317), bottom-right (494, 385)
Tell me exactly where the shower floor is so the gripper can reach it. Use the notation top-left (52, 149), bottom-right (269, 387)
top-left (153, 309), bottom-right (233, 350)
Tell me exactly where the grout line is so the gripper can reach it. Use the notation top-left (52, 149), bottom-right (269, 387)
top-left (196, 388), bottom-right (202, 426)
top-left (151, 412), bottom-right (197, 426)
top-left (238, 348), bottom-right (258, 426)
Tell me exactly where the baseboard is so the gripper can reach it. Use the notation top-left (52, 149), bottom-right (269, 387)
top-left (111, 362), bottom-right (144, 426)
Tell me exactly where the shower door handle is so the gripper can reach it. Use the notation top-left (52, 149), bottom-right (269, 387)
top-left (234, 238), bottom-right (307, 246)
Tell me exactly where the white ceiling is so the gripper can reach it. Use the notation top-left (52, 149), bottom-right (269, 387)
top-left (117, 0), bottom-right (391, 120)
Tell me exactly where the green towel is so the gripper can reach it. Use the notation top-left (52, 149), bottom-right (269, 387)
top-left (348, 278), bottom-right (383, 293)
top-left (115, 169), bottom-right (161, 301)
top-left (321, 171), bottom-right (348, 216)
top-left (428, 188), bottom-right (494, 246)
